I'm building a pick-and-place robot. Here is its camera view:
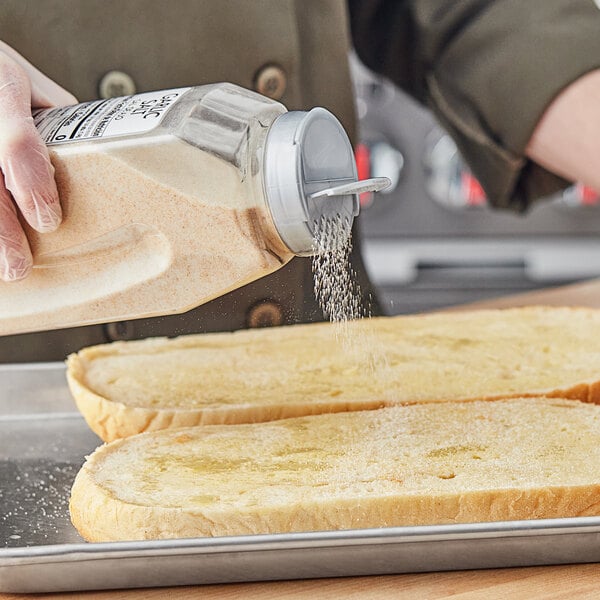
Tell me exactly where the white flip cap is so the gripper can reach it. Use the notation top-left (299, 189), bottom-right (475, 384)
top-left (263, 107), bottom-right (389, 256)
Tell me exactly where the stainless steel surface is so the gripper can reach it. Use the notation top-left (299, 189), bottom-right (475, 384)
top-left (0, 363), bottom-right (100, 552)
top-left (2, 363), bottom-right (600, 593)
top-left (361, 237), bottom-right (600, 313)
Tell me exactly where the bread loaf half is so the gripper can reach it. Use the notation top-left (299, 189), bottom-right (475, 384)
top-left (66, 307), bottom-right (600, 442)
top-left (70, 397), bottom-right (600, 542)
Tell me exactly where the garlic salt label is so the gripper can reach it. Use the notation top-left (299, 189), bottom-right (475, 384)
top-left (33, 87), bottom-right (191, 145)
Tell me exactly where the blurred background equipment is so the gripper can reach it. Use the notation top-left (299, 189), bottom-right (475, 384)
top-left (351, 55), bottom-right (600, 315)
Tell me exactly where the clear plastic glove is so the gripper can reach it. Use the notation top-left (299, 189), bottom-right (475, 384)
top-left (0, 41), bottom-right (77, 281)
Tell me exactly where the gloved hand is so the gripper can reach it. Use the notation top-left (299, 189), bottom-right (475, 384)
top-left (0, 41), bottom-right (76, 281)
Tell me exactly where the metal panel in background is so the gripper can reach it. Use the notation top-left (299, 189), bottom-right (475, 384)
top-left (352, 57), bottom-right (600, 314)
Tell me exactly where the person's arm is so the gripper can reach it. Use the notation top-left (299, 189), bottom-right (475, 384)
top-left (0, 41), bottom-right (76, 281)
top-left (526, 69), bottom-right (600, 194)
top-left (348, 0), bottom-right (600, 212)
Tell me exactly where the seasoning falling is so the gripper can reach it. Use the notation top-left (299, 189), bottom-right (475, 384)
top-left (311, 214), bottom-right (371, 324)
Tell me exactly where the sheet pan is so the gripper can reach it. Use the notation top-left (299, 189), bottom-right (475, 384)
top-left (2, 363), bottom-right (600, 593)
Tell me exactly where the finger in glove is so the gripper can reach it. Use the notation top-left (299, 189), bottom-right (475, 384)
top-left (0, 52), bottom-right (62, 234)
top-left (0, 177), bottom-right (33, 281)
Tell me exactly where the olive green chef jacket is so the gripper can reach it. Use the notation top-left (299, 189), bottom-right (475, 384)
top-left (1, 0), bottom-right (356, 139)
top-left (348, 0), bottom-right (600, 212)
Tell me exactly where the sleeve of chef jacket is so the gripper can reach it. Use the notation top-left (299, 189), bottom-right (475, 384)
top-left (347, 0), bottom-right (600, 212)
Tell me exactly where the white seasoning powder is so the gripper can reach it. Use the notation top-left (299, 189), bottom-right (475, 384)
top-left (311, 214), bottom-right (370, 325)
top-left (311, 214), bottom-right (390, 374)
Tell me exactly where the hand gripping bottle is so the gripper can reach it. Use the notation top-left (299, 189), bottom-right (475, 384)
top-left (0, 83), bottom-right (388, 334)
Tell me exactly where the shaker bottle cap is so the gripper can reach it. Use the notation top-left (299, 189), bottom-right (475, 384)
top-left (264, 107), bottom-right (389, 256)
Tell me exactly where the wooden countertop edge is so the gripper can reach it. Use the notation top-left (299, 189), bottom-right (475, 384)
top-left (444, 278), bottom-right (600, 311)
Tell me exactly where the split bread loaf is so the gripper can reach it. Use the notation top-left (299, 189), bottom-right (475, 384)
top-left (70, 397), bottom-right (600, 542)
top-left (67, 306), bottom-right (600, 442)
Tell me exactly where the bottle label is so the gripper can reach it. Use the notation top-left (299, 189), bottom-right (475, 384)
top-left (33, 87), bottom-right (192, 145)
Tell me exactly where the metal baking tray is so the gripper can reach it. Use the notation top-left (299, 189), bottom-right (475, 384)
top-left (2, 362), bottom-right (600, 593)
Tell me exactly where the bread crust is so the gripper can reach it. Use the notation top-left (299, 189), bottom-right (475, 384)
top-left (71, 464), bottom-right (600, 542)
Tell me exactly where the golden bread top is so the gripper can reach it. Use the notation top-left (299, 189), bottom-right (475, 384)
top-left (88, 398), bottom-right (600, 511)
top-left (71, 307), bottom-right (600, 411)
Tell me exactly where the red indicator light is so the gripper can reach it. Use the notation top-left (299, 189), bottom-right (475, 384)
top-left (461, 172), bottom-right (486, 207)
top-left (578, 184), bottom-right (600, 205)
top-left (354, 143), bottom-right (372, 207)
